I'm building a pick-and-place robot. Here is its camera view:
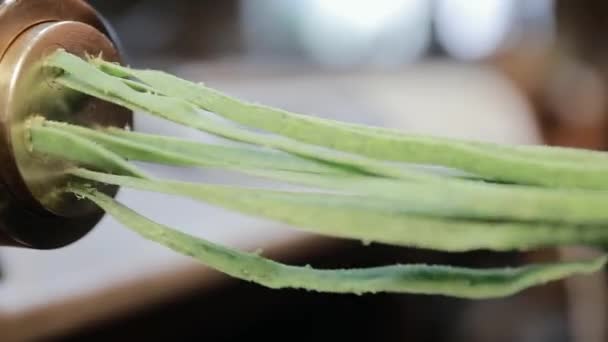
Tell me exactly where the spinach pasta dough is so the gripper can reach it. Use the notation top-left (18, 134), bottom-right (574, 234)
top-left (19, 49), bottom-right (608, 299)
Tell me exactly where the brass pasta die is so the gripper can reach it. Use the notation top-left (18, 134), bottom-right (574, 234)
top-left (0, 0), bottom-right (132, 249)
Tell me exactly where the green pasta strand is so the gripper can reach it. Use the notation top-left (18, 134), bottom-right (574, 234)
top-left (71, 169), bottom-right (608, 252)
top-left (90, 56), bottom-right (608, 189)
top-left (28, 118), bottom-right (146, 179)
top-left (32, 121), bottom-right (608, 226)
top-left (103, 126), bottom-right (474, 179)
top-left (45, 50), bottom-right (455, 183)
top-left (69, 186), bottom-right (607, 299)
top-left (95, 54), bottom-right (608, 168)
top-left (41, 120), bottom-right (348, 175)
top-left (243, 170), bottom-right (608, 225)
top-left (35, 120), bottom-right (608, 253)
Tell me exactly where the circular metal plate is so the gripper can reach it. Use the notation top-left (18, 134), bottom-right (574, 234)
top-left (0, 0), bottom-right (109, 59)
top-left (0, 1), bottom-right (132, 249)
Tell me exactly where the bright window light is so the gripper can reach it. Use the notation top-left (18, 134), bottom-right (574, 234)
top-left (298, 0), bottom-right (431, 67)
top-left (310, 0), bottom-right (417, 34)
top-left (436, 0), bottom-right (515, 60)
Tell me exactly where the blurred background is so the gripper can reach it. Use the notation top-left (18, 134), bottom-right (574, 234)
top-left (2, 0), bottom-right (608, 341)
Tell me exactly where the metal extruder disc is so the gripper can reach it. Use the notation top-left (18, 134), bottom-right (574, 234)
top-left (0, 0), bottom-right (132, 249)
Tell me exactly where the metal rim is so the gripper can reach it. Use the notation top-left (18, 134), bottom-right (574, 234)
top-left (0, 0), bottom-right (132, 249)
